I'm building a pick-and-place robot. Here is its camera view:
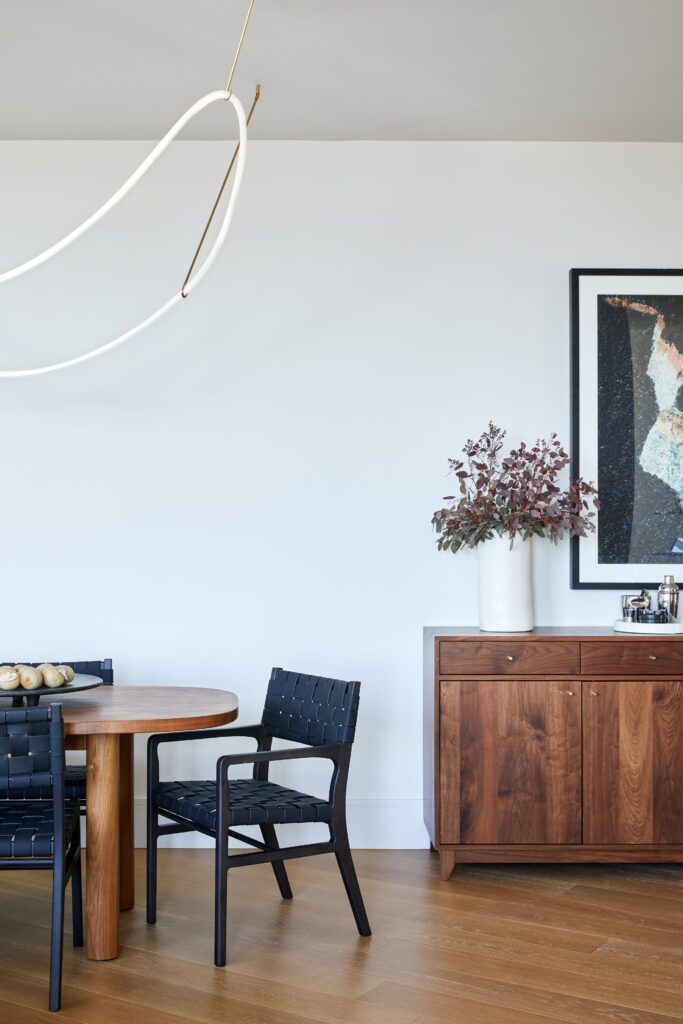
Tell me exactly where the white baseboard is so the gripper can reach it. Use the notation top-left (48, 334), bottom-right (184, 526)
top-left (130, 797), bottom-right (427, 849)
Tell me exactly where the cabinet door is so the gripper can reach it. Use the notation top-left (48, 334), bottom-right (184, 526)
top-left (439, 681), bottom-right (582, 845)
top-left (583, 680), bottom-right (683, 844)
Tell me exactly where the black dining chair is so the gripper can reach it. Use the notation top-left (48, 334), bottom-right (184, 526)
top-left (146, 667), bottom-right (371, 966)
top-left (0, 704), bottom-right (83, 1012)
top-left (1, 659), bottom-right (114, 808)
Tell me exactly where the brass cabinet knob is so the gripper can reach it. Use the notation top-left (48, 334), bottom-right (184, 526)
top-left (506, 655), bottom-right (514, 661)
top-left (590, 690), bottom-right (599, 697)
top-left (649, 655), bottom-right (657, 661)
top-left (566, 690), bottom-right (575, 696)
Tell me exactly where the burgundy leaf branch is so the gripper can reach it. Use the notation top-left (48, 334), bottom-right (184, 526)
top-left (432, 423), bottom-right (599, 554)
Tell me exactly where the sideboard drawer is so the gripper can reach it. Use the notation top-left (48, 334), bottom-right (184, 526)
top-left (438, 639), bottom-right (579, 676)
top-left (582, 641), bottom-right (683, 675)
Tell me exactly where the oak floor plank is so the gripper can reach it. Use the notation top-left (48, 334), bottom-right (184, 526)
top-left (563, 882), bottom-right (683, 921)
top-left (361, 979), bottom-right (681, 1024)
top-left (596, 937), bottom-right (683, 969)
top-left (360, 980), bottom-right (566, 1024)
top-left (365, 936), bottom-right (683, 1016)
top-left (0, 851), bottom-right (681, 1024)
top-left (0, 962), bottom-right (358, 1024)
top-left (388, 922), bottom-right (683, 996)
top-left (0, 999), bottom-right (80, 1024)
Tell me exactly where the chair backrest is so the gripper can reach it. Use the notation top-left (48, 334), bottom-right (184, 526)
top-left (1, 659), bottom-right (114, 684)
top-left (0, 705), bottom-right (65, 792)
top-left (261, 668), bottom-right (360, 747)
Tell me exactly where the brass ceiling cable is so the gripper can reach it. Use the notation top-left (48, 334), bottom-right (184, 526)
top-left (225, 0), bottom-right (256, 95)
top-left (181, 0), bottom-right (259, 297)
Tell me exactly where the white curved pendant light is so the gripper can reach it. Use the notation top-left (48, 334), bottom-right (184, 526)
top-left (0, 0), bottom-right (258, 379)
top-left (0, 91), bottom-right (247, 378)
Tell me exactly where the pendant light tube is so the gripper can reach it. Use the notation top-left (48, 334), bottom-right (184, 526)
top-left (0, 90), bottom-right (238, 286)
top-left (0, 91), bottom-right (247, 378)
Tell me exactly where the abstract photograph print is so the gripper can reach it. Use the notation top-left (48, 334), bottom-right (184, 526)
top-left (571, 269), bottom-right (683, 588)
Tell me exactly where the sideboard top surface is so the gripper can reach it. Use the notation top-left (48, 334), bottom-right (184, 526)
top-left (424, 626), bottom-right (683, 641)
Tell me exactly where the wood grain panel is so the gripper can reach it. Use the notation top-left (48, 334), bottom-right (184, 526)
top-left (583, 680), bottom-right (683, 844)
top-left (582, 681), bottom-right (619, 844)
top-left (439, 683), bottom-right (460, 844)
top-left (43, 685), bottom-right (239, 735)
top-left (581, 641), bottom-right (683, 676)
top-left (458, 681), bottom-right (581, 845)
top-left (459, 682), bottom-right (498, 842)
top-left (439, 640), bottom-right (579, 677)
top-left (652, 681), bottom-right (683, 842)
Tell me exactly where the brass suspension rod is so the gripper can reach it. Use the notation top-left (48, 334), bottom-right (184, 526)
top-left (180, 0), bottom-right (258, 296)
top-left (226, 0), bottom-right (256, 94)
top-left (180, 84), bottom-right (260, 297)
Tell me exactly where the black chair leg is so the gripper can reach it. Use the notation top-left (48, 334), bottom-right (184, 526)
top-left (260, 824), bottom-right (293, 900)
top-left (214, 844), bottom-right (229, 967)
top-left (147, 806), bottom-right (158, 925)
top-left (49, 862), bottom-right (65, 1012)
top-left (334, 824), bottom-right (371, 937)
top-left (71, 849), bottom-right (83, 948)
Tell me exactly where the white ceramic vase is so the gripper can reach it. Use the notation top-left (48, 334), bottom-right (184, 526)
top-left (477, 534), bottom-right (534, 632)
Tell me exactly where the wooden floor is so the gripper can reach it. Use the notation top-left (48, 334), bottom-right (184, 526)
top-left (1, 850), bottom-right (682, 1022)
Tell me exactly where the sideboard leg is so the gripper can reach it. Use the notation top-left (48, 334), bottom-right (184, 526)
top-left (439, 850), bottom-right (456, 881)
top-left (429, 842), bottom-right (437, 853)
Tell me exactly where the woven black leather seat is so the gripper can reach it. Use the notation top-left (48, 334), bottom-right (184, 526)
top-left (147, 667), bottom-right (371, 967)
top-left (157, 779), bottom-right (332, 830)
top-left (9, 766), bottom-right (87, 803)
top-left (0, 800), bottom-right (80, 858)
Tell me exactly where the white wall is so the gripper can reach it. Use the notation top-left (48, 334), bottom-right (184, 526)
top-left (1, 139), bottom-right (679, 846)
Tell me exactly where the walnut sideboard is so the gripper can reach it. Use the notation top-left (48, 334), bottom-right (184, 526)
top-left (424, 627), bottom-right (683, 880)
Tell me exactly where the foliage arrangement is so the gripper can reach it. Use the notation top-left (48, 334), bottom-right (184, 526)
top-left (432, 423), bottom-right (599, 553)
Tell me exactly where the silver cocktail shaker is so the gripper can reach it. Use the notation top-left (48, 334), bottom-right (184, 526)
top-left (658, 575), bottom-right (679, 621)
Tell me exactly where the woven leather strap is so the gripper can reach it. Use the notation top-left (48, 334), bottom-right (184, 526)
top-left (157, 778), bottom-right (332, 829)
top-left (0, 800), bottom-right (79, 858)
top-left (262, 669), bottom-right (360, 746)
top-left (0, 705), bottom-right (64, 790)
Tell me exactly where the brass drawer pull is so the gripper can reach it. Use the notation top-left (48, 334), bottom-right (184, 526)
top-left (649, 655), bottom-right (657, 661)
top-left (590, 690), bottom-right (599, 697)
top-left (566, 690), bottom-right (575, 696)
top-left (507, 655), bottom-right (514, 662)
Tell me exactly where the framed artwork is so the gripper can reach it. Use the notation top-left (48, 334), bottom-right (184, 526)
top-left (571, 268), bottom-right (683, 589)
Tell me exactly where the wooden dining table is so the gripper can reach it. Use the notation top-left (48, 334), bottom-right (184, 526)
top-left (56, 685), bottom-right (239, 961)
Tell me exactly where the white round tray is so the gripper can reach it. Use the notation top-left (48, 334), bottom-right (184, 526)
top-left (613, 619), bottom-right (683, 635)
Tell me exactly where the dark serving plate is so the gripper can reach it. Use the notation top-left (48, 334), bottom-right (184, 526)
top-left (0, 673), bottom-right (103, 708)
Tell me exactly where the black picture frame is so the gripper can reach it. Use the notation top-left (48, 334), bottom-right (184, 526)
top-left (571, 267), bottom-right (683, 589)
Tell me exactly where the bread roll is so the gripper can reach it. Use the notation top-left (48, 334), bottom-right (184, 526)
top-left (0, 666), bottom-right (20, 690)
top-left (38, 663), bottom-right (64, 688)
top-left (16, 665), bottom-right (43, 690)
top-left (56, 664), bottom-right (75, 683)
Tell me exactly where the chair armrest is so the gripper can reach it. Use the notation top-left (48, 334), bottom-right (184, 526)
top-left (148, 724), bottom-right (266, 754)
top-left (147, 724), bottom-right (267, 793)
top-left (216, 743), bottom-right (343, 783)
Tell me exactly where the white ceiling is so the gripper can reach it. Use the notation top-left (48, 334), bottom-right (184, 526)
top-left (3, 0), bottom-right (683, 141)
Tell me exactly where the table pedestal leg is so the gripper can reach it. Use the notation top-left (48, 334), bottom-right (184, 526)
top-left (119, 734), bottom-right (135, 911)
top-left (86, 733), bottom-right (120, 960)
